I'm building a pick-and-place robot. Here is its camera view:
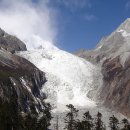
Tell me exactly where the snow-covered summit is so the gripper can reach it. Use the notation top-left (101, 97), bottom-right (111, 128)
top-left (87, 18), bottom-right (130, 66)
top-left (117, 18), bottom-right (130, 33)
top-left (116, 18), bottom-right (130, 38)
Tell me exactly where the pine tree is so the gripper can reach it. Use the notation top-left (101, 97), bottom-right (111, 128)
top-left (54, 115), bottom-right (59, 130)
top-left (18, 112), bottom-right (26, 130)
top-left (24, 113), bottom-right (38, 130)
top-left (64, 104), bottom-right (79, 130)
top-left (94, 112), bottom-right (106, 130)
top-left (0, 99), bottom-right (8, 130)
top-left (121, 118), bottom-right (130, 130)
top-left (76, 120), bottom-right (84, 130)
top-left (109, 115), bottom-right (119, 130)
top-left (82, 111), bottom-right (94, 130)
top-left (9, 95), bottom-right (20, 130)
top-left (0, 91), bottom-right (20, 130)
top-left (36, 103), bottom-right (52, 130)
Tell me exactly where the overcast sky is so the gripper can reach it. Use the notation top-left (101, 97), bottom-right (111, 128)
top-left (0, 0), bottom-right (130, 51)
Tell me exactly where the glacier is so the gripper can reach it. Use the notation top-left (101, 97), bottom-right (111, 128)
top-left (17, 36), bottom-right (126, 129)
top-left (19, 46), bottom-right (102, 112)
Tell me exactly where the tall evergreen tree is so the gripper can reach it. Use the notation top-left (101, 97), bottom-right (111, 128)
top-left (36, 103), bottom-right (52, 130)
top-left (0, 93), bottom-right (52, 130)
top-left (54, 115), bottom-right (59, 130)
top-left (121, 118), bottom-right (130, 130)
top-left (64, 104), bottom-right (79, 130)
top-left (109, 115), bottom-right (119, 130)
top-left (0, 90), bottom-right (20, 130)
top-left (76, 120), bottom-right (84, 130)
top-left (24, 113), bottom-right (38, 130)
top-left (94, 112), bottom-right (106, 130)
top-left (82, 111), bottom-right (94, 130)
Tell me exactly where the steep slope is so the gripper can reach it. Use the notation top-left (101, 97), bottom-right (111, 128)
top-left (101, 56), bottom-right (130, 117)
top-left (75, 18), bottom-right (130, 117)
top-left (19, 42), bottom-right (126, 130)
top-left (0, 28), bottom-right (27, 53)
top-left (76, 18), bottom-right (130, 65)
top-left (0, 29), bottom-right (47, 115)
top-left (0, 49), bottom-right (46, 113)
top-left (19, 48), bottom-right (102, 111)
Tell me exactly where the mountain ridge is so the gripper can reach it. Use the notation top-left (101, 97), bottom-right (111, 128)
top-left (0, 31), bottom-right (47, 116)
top-left (75, 18), bottom-right (130, 117)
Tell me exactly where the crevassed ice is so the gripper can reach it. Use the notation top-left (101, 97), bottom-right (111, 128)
top-left (18, 39), bottom-right (102, 112)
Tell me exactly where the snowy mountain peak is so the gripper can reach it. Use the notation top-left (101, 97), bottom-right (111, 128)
top-left (117, 18), bottom-right (130, 33)
top-left (75, 18), bottom-right (130, 66)
top-left (97, 18), bottom-right (130, 53)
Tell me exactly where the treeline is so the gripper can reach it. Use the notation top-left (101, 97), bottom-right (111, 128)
top-left (58, 104), bottom-right (130, 130)
top-left (1, 100), bottom-right (130, 130)
top-left (0, 97), bottom-right (52, 130)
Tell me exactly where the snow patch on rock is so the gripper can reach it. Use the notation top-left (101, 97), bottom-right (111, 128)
top-left (119, 52), bottom-right (130, 67)
top-left (117, 29), bottom-right (130, 37)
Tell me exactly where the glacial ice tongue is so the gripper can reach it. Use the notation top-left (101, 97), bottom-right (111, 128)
top-left (18, 46), bottom-right (102, 112)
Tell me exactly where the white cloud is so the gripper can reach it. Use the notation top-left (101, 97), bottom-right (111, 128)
top-left (125, 1), bottom-right (130, 10)
top-left (84, 14), bottom-right (96, 21)
top-left (54, 0), bottom-right (91, 12)
top-left (0, 0), bottom-right (58, 49)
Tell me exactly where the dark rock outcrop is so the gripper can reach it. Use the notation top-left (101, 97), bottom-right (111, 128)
top-left (75, 18), bottom-right (130, 117)
top-left (100, 56), bottom-right (130, 117)
top-left (0, 28), bottom-right (27, 53)
top-left (0, 28), bottom-right (46, 114)
top-left (0, 49), bottom-right (46, 113)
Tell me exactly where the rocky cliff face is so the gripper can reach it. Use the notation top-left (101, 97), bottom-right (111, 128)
top-left (101, 57), bottom-right (130, 117)
top-left (75, 18), bottom-right (130, 117)
top-left (0, 28), bottom-right (27, 53)
top-left (0, 29), bottom-right (46, 114)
